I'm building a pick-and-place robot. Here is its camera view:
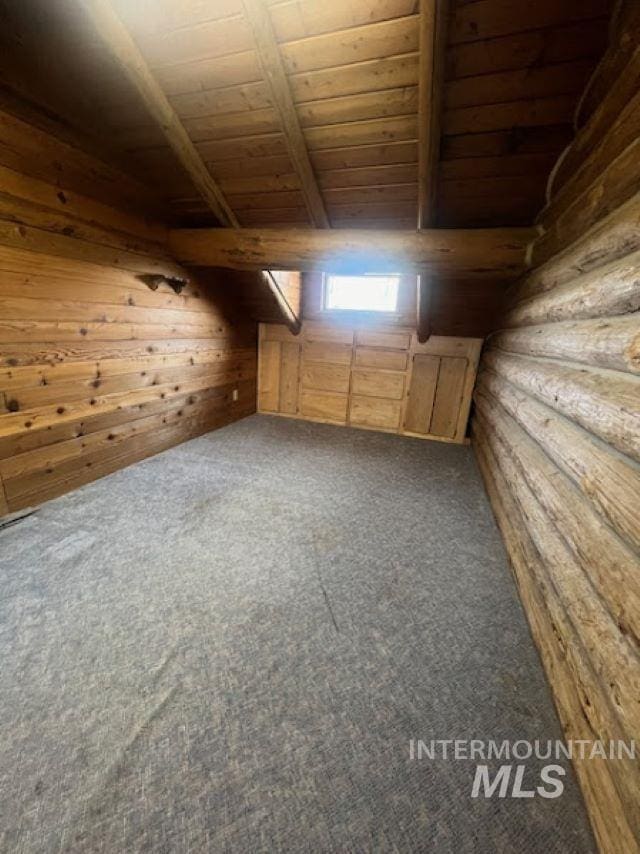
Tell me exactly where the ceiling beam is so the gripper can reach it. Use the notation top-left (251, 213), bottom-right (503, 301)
top-left (240, 0), bottom-right (330, 228)
top-left (78, 0), bottom-right (238, 227)
top-left (168, 227), bottom-right (534, 279)
top-left (417, 0), bottom-right (450, 341)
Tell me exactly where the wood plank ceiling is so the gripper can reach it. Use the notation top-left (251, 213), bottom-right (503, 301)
top-left (0, 0), bottom-right (613, 230)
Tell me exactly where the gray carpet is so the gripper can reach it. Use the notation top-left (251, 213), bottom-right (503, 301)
top-left (0, 414), bottom-right (594, 853)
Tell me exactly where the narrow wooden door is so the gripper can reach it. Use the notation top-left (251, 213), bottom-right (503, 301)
top-left (403, 354), bottom-right (440, 434)
top-left (429, 357), bottom-right (467, 438)
top-left (258, 339), bottom-right (301, 414)
top-left (403, 354), bottom-right (468, 439)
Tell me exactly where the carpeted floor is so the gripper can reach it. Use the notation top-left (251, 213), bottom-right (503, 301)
top-left (0, 414), bottom-right (594, 853)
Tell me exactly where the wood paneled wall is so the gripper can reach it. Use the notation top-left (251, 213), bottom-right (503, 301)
top-left (259, 321), bottom-right (481, 444)
top-left (303, 270), bottom-right (506, 338)
top-left (471, 7), bottom-right (640, 850)
top-left (0, 105), bottom-right (257, 516)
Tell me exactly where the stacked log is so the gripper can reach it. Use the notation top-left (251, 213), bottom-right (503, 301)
top-left (472, 6), bottom-right (640, 849)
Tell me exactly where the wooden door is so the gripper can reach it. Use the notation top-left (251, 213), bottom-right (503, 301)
top-left (403, 354), bottom-right (440, 434)
top-left (430, 357), bottom-right (467, 439)
top-left (403, 354), bottom-right (468, 439)
top-left (279, 342), bottom-right (300, 414)
top-left (258, 339), bottom-right (281, 412)
top-left (258, 336), bottom-right (301, 415)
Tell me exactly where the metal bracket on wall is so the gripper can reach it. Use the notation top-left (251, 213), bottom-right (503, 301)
top-left (137, 274), bottom-right (189, 294)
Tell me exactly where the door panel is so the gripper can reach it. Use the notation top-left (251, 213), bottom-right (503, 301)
top-left (301, 362), bottom-right (350, 393)
top-left (403, 354), bottom-right (439, 434)
top-left (351, 369), bottom-right (405, 400)
top-left (350, 396), bottom-right (402, 430)
top-left (355, 330), bottom-right (410, 350)
top-left (303, 341), bottom-right (352, 365)
top-left (299, 390), bottom-right (348, 423)
top-left (279, 341), bottom-right (300, 414)
top-left (258, 340), bottom-right (281, 412)
top-left (430, 357), bottom-right (467, 438)
top-left (355, 347), bottom-right (408, 371)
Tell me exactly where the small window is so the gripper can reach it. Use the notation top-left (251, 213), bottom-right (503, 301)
top-left (323, 273), bottom-right (400, 313)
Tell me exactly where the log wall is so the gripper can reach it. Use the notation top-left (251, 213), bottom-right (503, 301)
top-left (0, 105), bottom-right (257, 516)
top-left (471, 8), bottom-right (640, 850)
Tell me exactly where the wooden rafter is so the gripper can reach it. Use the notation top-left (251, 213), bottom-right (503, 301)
top-left (417, 0), bottom-right (449, 342)
top-left (78, 0), bottom-right (303, 331)
top-left (168, 226), bottom-right (534, 279)
top-left (240, 0), bottom-right (330, 228)
top-left (78, 0), bottom-right (238, 227)
top-left (262, 271), bottom-right (302, 334)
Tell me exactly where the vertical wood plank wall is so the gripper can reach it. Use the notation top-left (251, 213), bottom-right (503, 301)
top-left (0, 106), bottom-right (257, 515)
top-left (471, 7), bottom-right (640, 851)
top-left (259, 321), bottom-right (481, 444)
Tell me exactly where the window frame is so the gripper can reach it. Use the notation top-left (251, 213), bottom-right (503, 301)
top-left (321, 272), bottom-right (402, 316)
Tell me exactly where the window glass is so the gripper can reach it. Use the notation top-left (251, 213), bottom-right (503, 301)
top-left (324, 274), bottom-right (400, 312)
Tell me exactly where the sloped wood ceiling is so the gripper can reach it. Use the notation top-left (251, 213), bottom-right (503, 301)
top-left (112, 0), bottom-right (614, 229)
top-left (0, 0), bottom-right (613, 229)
